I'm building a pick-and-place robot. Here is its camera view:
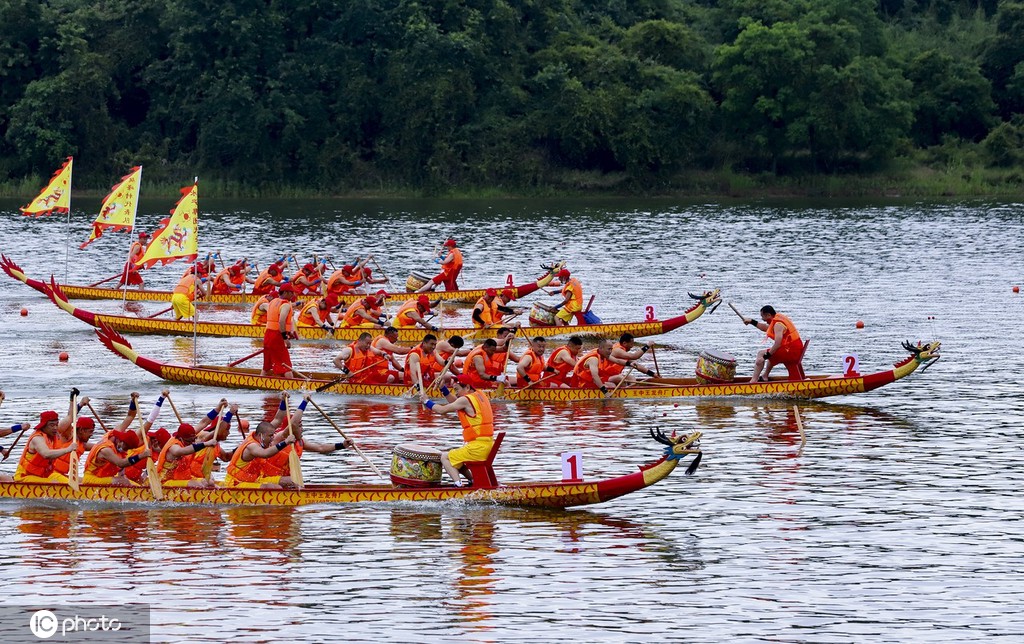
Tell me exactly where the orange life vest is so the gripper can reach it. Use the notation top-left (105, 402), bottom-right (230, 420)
top-left (253, 269), bottom-right (280, 295)
top-left (262, 440), bottom-right (304, 477)
top-left (326, 269), bottom-right (357, 295)
top-left (443, 248), bottom-right (463, 277)
top-left (561, 278), bottom-right (583, 311)
top-left (52, 435), bottom-right (86, 475)
top-left (573, 349), bottom-right (613, 388)
top-left (466, 346), bottom-right (501, 378)
top-left (605, 342), bottom-right (630, 376)
top-left (122, 444), bottom-right (150, 482)
top-left (520, 348), bottom-right (546, 385)
top-left (16, 431), bottom-right (59, 479)
top-left (251, 294), bottom-right (273, 325)
top-left (473, 297), bottom-right (498, 328)
top-left (266, 298), bottom-right (295, 333)
top-left (173, 274), bottom-right (198, 300)
top-left (547, 346), bottom-right (577, 383)
top-left (211, 268), bottom-right (245, 295)
top-left (404, 345), bottom-right (442, 384)
top-left (83, 437), bottom-right (125, 480)
top-left (156, 438), bottom-right (195, 482)
top-left (290, 269), bottom-right (319, 295)
top-left (298, 298), bottom-right (329, 326)
top-left (766, 313), bottom-right (802, 354)
top-left (342, 300), bottom-right (378, 327)
top-left (457, 391), bottom-right (494, 442)
top-left (394, 299), bottom-right (423, 328)
top-left (226, 434), bottom-right (264, 483)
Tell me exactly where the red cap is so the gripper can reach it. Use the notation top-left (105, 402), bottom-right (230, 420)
top-left (34, 410), bottom-right (59, 430)
top-left (148, 428), bottom-right (171, 446)
top-left (444, 239), bottom-right (457, 247)
top-left (376, 289), bottom-right (388, 297)
top-left (417, 295), bottom-right (431, 308)
top-left (456, 373), bottom-right (474, 386)
top-left (364, 267), bottom-right (372, 275)
top-left (111, 430), bottom-right (141, 450)
top-left (325, 293), bottom-right (340, 308)
top-left (267, 288), bottom-right (279, 299)
top-left (228, 265), bottom-right (240, 275)
top-left (501, 288), bottom-right (514, 300)
top-left (485, 287), bottom-right (497, 297)
top-left (363, 296), bottom-right (376, 308)
top-left (75, 417), bottom-right (95, 430)
top-left (279, 283), bottom-right (296, 294)
top-left (137, 232), bottom-right (149, 239)
top-left (342, 264), bottom-right (354, 274)
top-left (303, 263), bottom-right (315, 273)
top-left (558, 268), bottom-right (570, 279)
top-left (174, 423), bottom-right (196, 439)
top-left (268, 265), bottom-right (281, 275)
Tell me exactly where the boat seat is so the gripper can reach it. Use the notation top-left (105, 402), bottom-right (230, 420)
top-left (462, 432), bottom-right (505, 490)
top-left (781, 339), bottom-right (810, 380)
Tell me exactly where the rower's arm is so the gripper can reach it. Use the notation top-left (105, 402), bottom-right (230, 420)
top-left (588, 359), bottom-right (605, 389)
top-left (472, 355), bottom-right (488, 377)
top-left (333, 348), bottom-right (353, 371)
top-left (421, 396), bottom-right (469, 415)
top-left (516, 355), bottom-right (532, 379)
top-left (30, 435), bottom-right (77, 459)
top-left (496, 304), bottom-right (516, 315)
top-left (769, 323), bottom-right (786, 352)
top-left (472, 308), bottom-right (486, 326)
top-left (100, 446), bottom-right (144, 468)
top-left (114, 395), bottom-right (140, 432)
top-left (247, 436), bottom-right (295, 459)
top-left (302, 439), bottom-right (349, 454)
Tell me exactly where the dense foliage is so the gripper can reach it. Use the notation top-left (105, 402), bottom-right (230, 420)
top-left (1, 0), bottom-right (1022, 192)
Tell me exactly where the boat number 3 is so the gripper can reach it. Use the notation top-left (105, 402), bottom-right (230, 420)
top-left (506, 274), bottom-right (514, 287)
top-left (644, 305), bottom-right (656, 322)
top-left (841, 353), bottom-right (860, 377)
top-left (561, 451), bottom-right (583, 482)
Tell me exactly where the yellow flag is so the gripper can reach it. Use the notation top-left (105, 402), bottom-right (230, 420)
top-left (80, 166), bottom-right (142, 249)
top-left (20, 157), bottom-right (73, 216)
top-left (137, 183), bottom-right (199, 269)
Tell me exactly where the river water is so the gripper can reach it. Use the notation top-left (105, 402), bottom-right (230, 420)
top-left (0, 197), bottom-right (1022, 642)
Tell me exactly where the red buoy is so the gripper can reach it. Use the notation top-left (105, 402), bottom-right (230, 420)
top-left (20, 308), bottom-right (27, 316)
top-left (58, 351), bottom-right (69, 362)
top-left (855, 320), bottom-right (865, 329)
top-left (1014, 286), bottom-right (1020, 293)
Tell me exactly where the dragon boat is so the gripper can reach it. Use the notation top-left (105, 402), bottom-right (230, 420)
top-left (96, 325), bottom-right (940, 401)
top-left (0, 430), bottom-right (703, 509)
top-left (0, 253), bottom-right (558, 306)
top-left (46, 279), bottom-right (723, 342)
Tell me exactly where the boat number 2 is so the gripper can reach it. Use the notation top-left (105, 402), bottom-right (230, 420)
top-left (506, 274), bottom-right (514, 287)
top-left (841, 353), bottom-right (859, 376)
top-left (644, 305), bottom-right (656, 322)
top-left (561, 451), bottom-right (583, 482)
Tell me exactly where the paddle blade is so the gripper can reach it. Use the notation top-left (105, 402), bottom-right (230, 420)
top-left (289, 450), bottom-right (304, 488)
top-left (147, 462), bottom-right (164, 500)
top-left (201, 445), bottom-right (216, 479)
top-left (68, 453), bottom-right (81, 492)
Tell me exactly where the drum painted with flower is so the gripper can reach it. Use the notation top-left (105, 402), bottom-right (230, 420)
top-left (695, 350), bottom-right (737, 384)
top-left (529, 302), bottom-right (558, 327)
top-left (390, 444), bottom-right (443, 487)
top-left (405, 271), bottom-right (434, 292)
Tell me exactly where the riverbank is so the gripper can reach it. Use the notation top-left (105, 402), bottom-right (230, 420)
top-left (3, 162), bottom-right (1023, 200)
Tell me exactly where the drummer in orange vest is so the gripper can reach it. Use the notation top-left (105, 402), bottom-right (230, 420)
top-left (119, 231), bottom-right (148, 287)
top-left (572, 339), bottom-right (623, 396)
top-left (545, 336), bottom-right (583, 388)
top-left (252, 263), bottom-right (286, 295)
top-left (262, 283), bottom-right (299, 378)
top-left (515, 337), bottom-right (550, 388)
top-left (341, 294), bottom-right (386, 329)
top-left (553, 268), bottom-right (584, 326)
top-left (297, 293), bottom-right (341, 331)
top-left (223, 420), bottom-right (297, 489)
top-left (250, 288), bottom-right (278, 326)
top-left (417, 238), bottom-right (463, 292)
top-left (82, 429), bottom-right (150, 486)
top-left (394, 295), bottom-right (438, 331)
top-left (745, 305), bottom-right (804, 382)
top-left (333, 333), bottom-right (381, 383)
top-left (404, 334), bottom-right (446, 388)
top-left (419, 373), bottom-right (495, 487)
top-left (462, 339), bottom-right (506, 389)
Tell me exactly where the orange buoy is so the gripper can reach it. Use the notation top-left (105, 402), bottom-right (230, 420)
top-left (855, 320), bottom-right (865, 329)
top-left (58, 351), bottom-right (69, 362)
top-left (1014, 286), bottom-right (1020, 293)
top-left (20, 308), bottom-right (28, 316)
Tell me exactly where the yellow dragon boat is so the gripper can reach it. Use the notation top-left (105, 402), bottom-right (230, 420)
top-left (96, 324), bottom-right (940, 401)
top-left (46, 278), bottom-right (723, 342)
top-left (0, 429), bottom-right (703, 509)
top-left (1, 253), bottom-right (559, 306)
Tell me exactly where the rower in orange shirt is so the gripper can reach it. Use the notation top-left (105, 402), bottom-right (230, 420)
top-left (297, 293), bottom-right (341, 330)
top-left (252, 263), bottom-right (286, 295)
top-left (367, 327), bottom-right (410, 384)
top-left (119, 232), bottom-right (149, 287)
top-left (744, 305), bottom-right (803, 382)
top-left (341, 294), bottom-right (386, 329)
top-left (290, 263), bottom-right (322, 296)
top-left (394, 295), bottom-right (438, 331)
top-left (545, 336), bottom-right (583, 387)
top-left (210, 261), bottom-right (255, 295)
top-left (607, 333), bottom-right (657, 382)
top-left (333, 333), bottom-right (379, 383)
top-left (419, 373), bottom-right (495, 487)
top-left (516, 337), bottom-right (549, 388)
top-left (82, 429), bottom-right (150, 486)
top-left (223, 419), bottom-right (296, 489)
top-left (250, 289), bottom-right (278, 326)
top-left (262, 394), bottom-right (351, 483)
top-left (462, 339), bottom-right (506, 389)
top-left (262, 283), bottom-right (299, 378)
top-left (404, 334), bottom-right (446, 388)
top-left (417, 238), bottom-right (463, 292)
top-left (572, 339), bottom-right (620, 396)
top-left (122, 390), bottom-right (172, 485)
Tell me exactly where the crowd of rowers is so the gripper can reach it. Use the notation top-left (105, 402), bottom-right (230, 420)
top-left (0, 389), bottom-right (353, 489)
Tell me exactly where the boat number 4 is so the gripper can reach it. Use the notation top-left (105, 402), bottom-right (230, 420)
top-left (561, 451), bottom-right (583, 482)
top-left (506, 274), bottom-right (514, 287)
top-left (644, 305), bottom-right (657, 322)
top-left (841, 353), bottom-right (860, 377)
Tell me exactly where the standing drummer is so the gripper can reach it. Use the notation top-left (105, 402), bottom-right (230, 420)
top-left (744, 305), bottom-right (803, 382)
top-left (416, 238), bottom-right (463, 293)
top-left (419, 373), bottom-right (495, 487)
top-left (553, 268), bottom-right (584, 326)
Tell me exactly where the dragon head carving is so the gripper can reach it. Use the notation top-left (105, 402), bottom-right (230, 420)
top-left (650, 428), bottom-right (703, 475)
top-left (685, 288), bottom-right (722, 314)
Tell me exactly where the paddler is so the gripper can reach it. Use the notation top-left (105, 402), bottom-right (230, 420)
top-left (609, 333), bottom-right (657, 381)
top-left (545, 336), bottom-right (584, 387)
top-left (261, 282), bottom-right (299, 378)
top-left (368, 327), bottom-right (411, 384)
top-left (462, 339), bottom-right (507, 389)
top-left (155, 408), bottom-right (225, 489)
top-left (171, 266), bottom-right (207, 321)
top-left (290, 263), bottom-right (322, 296)
top-left (81, 429), bottom-right (150, 486)
top-left (340, 294), bottom-right (386, 329)
top-left (210, 261), bottom-right (253, 295)
top-left (222, 419), bottom-right (297, 489)
top-left (494, 327), bottom-right (523, 366)
top-left (252, 263), bottom-right (286, 295)
top-left (297, 293), bottom-right (341, 331)
top-left (436, 335), bottom-right (467, 377)
top-left (13, 390), bottom-right (82, 483)
top-left (744, 305), bottom-right (803, 382)
top-left (325, 261), bottom-right (365, 297)
top-left (419, 373), bottom-right (495, 487)
top-left (495, 288), bottom-right (524, 323)
top-left (404, 334), bottom-right (446, 389)
top-left (472, 288), bottom-right (515, 328)
top-left (416, 238), bottom-right (463, 293)
top-left (516, 337), bottom-right (549, 388)
top-left (333, 333), bottom-right (379, 383)
top-left (250, 288), bottom-right (278, 326)
top-left (394, 295), bottom-right (438, 331)
top-left (572, 339), bottom-right (622, 396)
top-left (553, 268), bottom-right (584, 326)
top-left (119, 231), bottom-right (149, 287)
top-left (261, 394), bottom-right (352, 482)
top-left (123, 390), bottom-right (172, 485)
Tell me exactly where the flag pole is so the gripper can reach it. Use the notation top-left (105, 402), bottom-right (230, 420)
top-left (192, 175), bottom-right (199, 366)
top-left (63, 162), bottom-right (74, 283)
top-left (120, 166), bottom-right (143, 314)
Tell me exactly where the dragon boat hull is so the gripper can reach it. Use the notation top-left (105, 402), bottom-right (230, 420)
top-left (0, 441), bottom-right (696, 509)
top-left (1, 254), bottom-right (557, 306)
top-left (47, 279), bottom-right (721, 342)
top-left (95, 325), bottom-right (940, 402)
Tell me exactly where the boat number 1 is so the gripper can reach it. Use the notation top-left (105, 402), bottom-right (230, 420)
top-left (644, 305), bottom-right (656, 322)
top-left (506, 274), bottom-right (514, 287)
top-left (561, 451), bottom-right (583, 482)
top-left (841, 353), bottom-right (860, 377)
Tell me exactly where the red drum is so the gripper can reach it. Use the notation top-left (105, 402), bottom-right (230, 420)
top-left (695, 350), bottom-right (737, 384)
top-left (390, 444), bottom-right (443, 487)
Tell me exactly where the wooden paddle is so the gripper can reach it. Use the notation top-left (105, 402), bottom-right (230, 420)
top-left (146, 306), bottom-right (173, 319)
top-left (492, 370), bottom-right (560, 400)
top-left (200, 403), bottom-right (226, 479)
top-left (68, 394), bottom-right (81, 492)
top-left (314, 359), bottom-right (382, 393)
top-left (650, 345), bottom-right (662, 378)
top-left (228, 348), bottom-right (265, 367)
top-left (425, 350), bottom-right (460, 396)
top-left (85, 401), bottom-right (111, 433)
top-left (87, 273), bottom-right (122, 288)
top-left (306, 397), bottom-right (387, 480)
top-left (165, 393), bottom-right (184, 425)
top-left (135, 397), bottom-right (163, 500)
top-left (794, 405), bottom-right (806, 453)
top-left (370, 257), bottom-right (393, 290)
top-left (728, 302), bottom-right (751, 324)
top-left (606, 362), bottom-right (638, 398)
top-left (2, 425), bottom-right (28, 461)
top-left (283, 394), bottom-right (304, 488)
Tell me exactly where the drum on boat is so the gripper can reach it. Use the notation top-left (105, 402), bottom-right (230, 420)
top-left (695, 349), bottom-right (737, 384)
top-left (529, 302), bottom-right (559, 327)
top-left (390, 444), bottom-right (443, 487)
top-left (405, 271), bottom-right (434, 292)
